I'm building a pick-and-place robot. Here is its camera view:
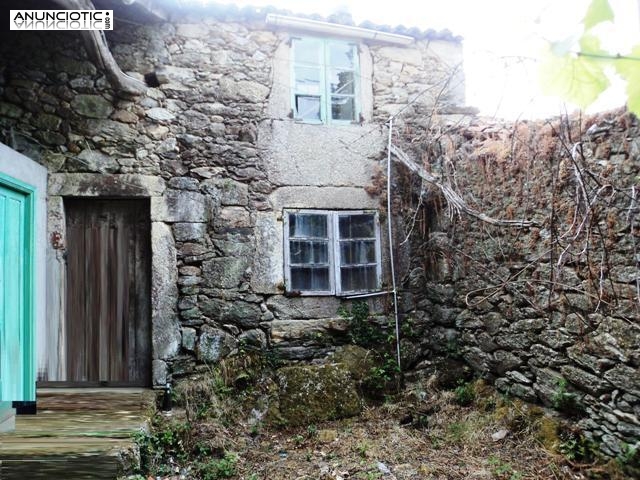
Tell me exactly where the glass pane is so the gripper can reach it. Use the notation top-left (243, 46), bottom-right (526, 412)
top-left (289, 213), bottom-right (328, 238)
top-left (340, 265), bottom-right (377, 292)
top-left (290, 240), bottom-right (329, 264)
top-left (338, 214), bottom-right (375, 239)
top-left (328, 43), bottom-right (355, 69)
top-left (295, 66), bottom-right (322, 95)
top-left (331, 96), bottom-right (355, 121)
top-left (294, 38), bottom-right (322, 64)
top-left (295, 95), bottom-right (321, 121)
top-left (340, 240), bottom-right (376, 265)
top-left (291, 266), bottom-right (330, 291)
top-left (329, 70), bottom-right (355, 95)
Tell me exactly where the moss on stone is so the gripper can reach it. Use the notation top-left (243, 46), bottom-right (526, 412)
top-left (536, 416), bottom-right (562, 453)
top-left (271, 364), bottom-right (361, 427)
top-left (331, 345), bottom-right (374, 383)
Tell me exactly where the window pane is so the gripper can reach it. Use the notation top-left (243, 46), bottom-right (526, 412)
top-left (290, 240), bottom-right (329, 264)
top-left (294, 38), bottom-right (322, 64)
top-left (328, 43), bottom-right (355, 69)
top-left (295, 66), bottom-right (322, 95)
top-left (295, 95), bottom-right (321, 121)
top-left (291, 266), bottom-right (330, 291)
top-left (340, 265), bottom-right (377, 292)
top-left (340, 240), bottom-right (376, 265)
top-left (338, 214), bottom-right (375, 239)
top-left (329, 70), bottom-right (355, 95)
top-left (289, 213), bottom-right (328, 238)
top-left (331, 96), bottom-right (355, 121)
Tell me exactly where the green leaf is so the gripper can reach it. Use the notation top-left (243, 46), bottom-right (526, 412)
top-left (539, 46), bottom-right (610, 108)
top-left (614, 44), bottom-right (640, 116)
top-left (579, 33), bottom-right (606, 55)
top-left (583, 0), bottom-right (614, 30)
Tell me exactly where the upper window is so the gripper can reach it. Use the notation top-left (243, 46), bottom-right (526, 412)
top-left (291, 38), bottom-right (359, 124)
top-left (284, 210), bottom-right (381, 295)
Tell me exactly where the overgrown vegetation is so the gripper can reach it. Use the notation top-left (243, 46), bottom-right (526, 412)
top-left (339, 301), bottom-right (401, 396)
top-left (129, 358), bottom-right (637, 480)
top-left (395, 109), bottom-right (640, 317)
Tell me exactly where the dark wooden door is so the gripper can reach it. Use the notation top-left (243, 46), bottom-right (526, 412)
top-left (65, 199), bottom-right (151, 386)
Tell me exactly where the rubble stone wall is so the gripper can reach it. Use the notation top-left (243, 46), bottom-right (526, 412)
top-left (0, 13), bottom-right (463, 385)
top-left (401, 113), bottom-right (640, 456)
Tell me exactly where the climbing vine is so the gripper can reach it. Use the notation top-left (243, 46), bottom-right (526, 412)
top-left (392, 108), bottom-right (640, 318)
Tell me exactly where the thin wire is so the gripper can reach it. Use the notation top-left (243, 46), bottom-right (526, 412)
top-left (386, 117), bottom-right (401, 372)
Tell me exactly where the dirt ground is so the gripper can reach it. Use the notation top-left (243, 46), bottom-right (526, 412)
top-left (140, 380), bottom-right (632, 480)
top-left (232, 396), bottom-right (587, 479)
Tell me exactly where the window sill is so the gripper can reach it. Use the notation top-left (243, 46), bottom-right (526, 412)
top-left (284, 290), bottom-right (385, 298)
top-left (293, 118), bottom-right (362, 126)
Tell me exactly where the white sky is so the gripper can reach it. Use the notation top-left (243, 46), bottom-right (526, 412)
top-left (210, 0), bottom-right (640, 119)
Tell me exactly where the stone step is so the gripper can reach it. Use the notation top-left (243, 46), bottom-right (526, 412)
top-left (1, 451), bottom-right (125, 480)
top-left (36, 387), bottom-right (157, 412)
top-left (0, 388), bottom-right (156, 480)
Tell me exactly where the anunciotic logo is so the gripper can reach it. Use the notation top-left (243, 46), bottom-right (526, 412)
top-left (10, 10), bottom-right (113, 30)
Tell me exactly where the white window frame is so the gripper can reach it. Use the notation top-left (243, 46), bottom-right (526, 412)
top-left (283, 209), bottom-right (382, 296)
top-left (290, 37), bottom-right (361, 125)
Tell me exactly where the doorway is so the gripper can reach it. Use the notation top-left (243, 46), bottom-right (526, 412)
top-left (64, 198), bottom-right (151, 386)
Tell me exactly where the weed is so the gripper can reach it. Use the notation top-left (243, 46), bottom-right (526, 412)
top-left (453, 380), bottom-right (475, 406)
top-left (446, 421), bottom-right (469, 443)
top-left (134, 417), bottom-right (190, 475)
top-left (356, 440), bottom-right (370, 458)
top-left (362, 353), bottom-right (401, 398)
top-left (558, 427), bottom-right (595, 462)
top-left (488, 455), bottom-right (523, 480)
top-left (357, 470), bottom-right (382, 479)
top-left (618, 443), bottom-right (639, 465)
top-left (293, 434), bottom-right (305, 446)
top-left (249, 422), bottom-right (261, 437)
top-left (196, 452), bottom-right (238, 480)
top-left (400, 317), bottom-right (418, 339)
top-left (429, 434), bottom-right (442, 450)
top-left (306, 424), bottom-right (318, 437)
top-left (551, 378), bottom-right (582, 414)
top-left (340, 301), bottom-right (385, 347)
top-left (616, 443), bottom-right (640, 477)
top-left (445, 338), bottom-right (461, 359)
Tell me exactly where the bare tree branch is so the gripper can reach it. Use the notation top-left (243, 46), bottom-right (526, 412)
top-left (50, 0), bottom-right (147, 95)
top-left (390, 144), bottom-right (538, 228)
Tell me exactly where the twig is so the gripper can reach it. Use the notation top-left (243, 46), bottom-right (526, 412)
top-left (390, 144), bottom-right (538, 228)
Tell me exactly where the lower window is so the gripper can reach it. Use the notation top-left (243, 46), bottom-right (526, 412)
top-left (284, 210), bottom-right (381, 295)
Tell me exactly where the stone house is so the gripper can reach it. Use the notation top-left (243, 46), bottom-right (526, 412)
top-left (0, 0), bottom-right (464, 395)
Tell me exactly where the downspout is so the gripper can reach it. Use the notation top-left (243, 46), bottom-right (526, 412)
top-left (387, 119), bottom-right (401, 371)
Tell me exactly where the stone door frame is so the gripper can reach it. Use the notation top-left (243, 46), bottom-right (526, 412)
top-left (44, 173), bottom-right (183, 387)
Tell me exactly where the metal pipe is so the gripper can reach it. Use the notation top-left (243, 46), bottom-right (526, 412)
top-left (265, 14), bottom-right (414, 45)
top-left (344, 290), bottom-right (394, 299)
top-left (386, 118), bottom-right (402, 371)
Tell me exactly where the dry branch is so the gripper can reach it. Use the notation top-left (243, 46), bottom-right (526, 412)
top-left (390, 144), bottom-right (538, 228)
top-left (50, 0), bottom-right (147, 95)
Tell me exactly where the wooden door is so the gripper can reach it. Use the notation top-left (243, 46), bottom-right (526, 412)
top-left (65, 199), bottom-right (151, 386)
top-left (0, 177), bottom-right (34, 402)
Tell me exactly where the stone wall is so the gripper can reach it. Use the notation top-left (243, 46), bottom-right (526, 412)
top-left (0, 9), bottom-right (463, 385)
top-left (400, 111), bottom-right (640, 456)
